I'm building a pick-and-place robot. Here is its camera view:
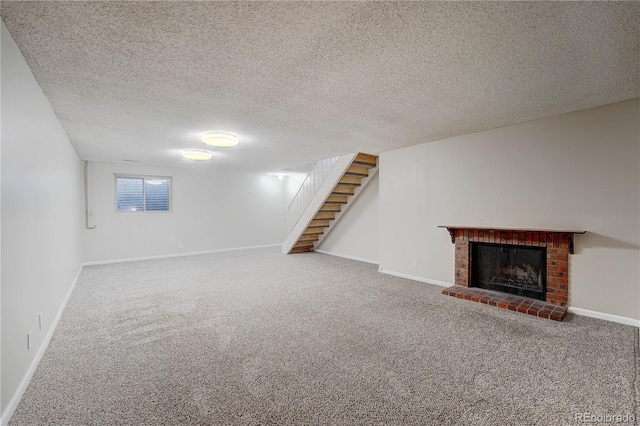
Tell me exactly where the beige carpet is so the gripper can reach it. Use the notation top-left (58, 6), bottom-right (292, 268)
top-left (9, 247), bottom-right (639, 425)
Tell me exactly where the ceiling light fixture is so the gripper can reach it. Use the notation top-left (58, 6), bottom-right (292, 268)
top-left (267, 172), bottom-right (289, 179)
top-left (182, 149), bottom-right (213, 161)
top-left (202, 131), bottom-right (239, 147)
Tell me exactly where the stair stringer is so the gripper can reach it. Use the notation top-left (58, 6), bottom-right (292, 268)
top-left (314, 164), bottom-right (378, 249)
top-left (282, 153), bottom-right (358, 254)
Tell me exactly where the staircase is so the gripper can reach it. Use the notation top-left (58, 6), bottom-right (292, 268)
top-left (284, 153), bottom-right (378, 254)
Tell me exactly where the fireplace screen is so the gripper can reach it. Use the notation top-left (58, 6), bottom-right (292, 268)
top-left (471, 243), bottom-right (546, 301)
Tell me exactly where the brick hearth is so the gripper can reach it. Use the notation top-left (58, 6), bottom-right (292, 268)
top-left (442, 285), bottom-right (568, 321)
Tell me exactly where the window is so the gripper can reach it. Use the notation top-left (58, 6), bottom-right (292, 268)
top-left (115, 175), bottom-right (171, 212)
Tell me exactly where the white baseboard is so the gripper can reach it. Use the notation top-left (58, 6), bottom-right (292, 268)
top-left (568, 307), bottom-right (640, 328)
top-left (379, 269), bottom-right (640, 328)
top-left (82, 243), bottom-right (283, 266)
top-left (314, 249), bottom-right (379, 265)
top-left (377, 268), bottom-right (452, 288)
top-left (1, 264), bottom-right (83, 426)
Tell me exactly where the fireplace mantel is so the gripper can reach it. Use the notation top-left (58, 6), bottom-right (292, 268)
top-left (438, 226), bottom-right (586, 254)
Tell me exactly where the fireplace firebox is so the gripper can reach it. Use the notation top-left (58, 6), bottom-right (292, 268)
top-left (471, 243), bottom-right (546, 301)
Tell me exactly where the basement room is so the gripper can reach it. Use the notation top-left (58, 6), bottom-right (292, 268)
top-left (1, 2), bottom-right (639, 425)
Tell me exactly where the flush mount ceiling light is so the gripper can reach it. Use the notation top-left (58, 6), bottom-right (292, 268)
top-left (267, 172), bottom-right (288, 180)
top-left (182, 149), bottom-right (213, 161)
top-left (202, 131), bottom-right (239, 147)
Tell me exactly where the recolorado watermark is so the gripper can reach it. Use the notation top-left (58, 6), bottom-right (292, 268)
top-left (574, 412), bottom-right (636, 424)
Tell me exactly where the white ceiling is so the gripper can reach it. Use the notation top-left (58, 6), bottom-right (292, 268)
top-left (2, 1), bottom-right (638, 173)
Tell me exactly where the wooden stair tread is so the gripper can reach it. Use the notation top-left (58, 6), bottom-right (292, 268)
top-left (303, 227), bottom-right (324, 235)
top-left (314, 212), bottom-right (336, 220)
top-left (290, 247), bottom-right (312, 254)
top-left (326, 195), bottom-right (348, 204)
top-left (299, 234), bottom-right (319, 242)
top-left (308, 220), bottom-right (330, 228)
top-left (320, 204), bottom-right (341, 212)
top-left (295, 240), bottom-right (315, 248)
top-left (339, 176), bottom-right (362, 186)
top-left (332, 185), bottom-right (355, 195)
top-left (353, 153), bottom-right (377, 167)
top-left (345, 165), bottom-right (369, 177)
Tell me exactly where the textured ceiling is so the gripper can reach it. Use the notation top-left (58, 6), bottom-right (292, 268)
top-left (2, 1), bottom-right (638, 172)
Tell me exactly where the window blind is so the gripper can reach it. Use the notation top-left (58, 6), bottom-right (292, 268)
top-left (115, 176), bottom-right (170, 212)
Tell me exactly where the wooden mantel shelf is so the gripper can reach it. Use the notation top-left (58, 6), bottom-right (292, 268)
top-left (438, 225), bottom-right (586, 234)
top-left (438, 226), bottom-right (586, 254)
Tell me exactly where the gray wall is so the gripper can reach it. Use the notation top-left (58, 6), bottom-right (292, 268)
top-left (378, 99), bottom-right (639, 320)
top-left (82, 161), bottom-right (296, 263)
top-left (1, 22), bottom-right (84, 418)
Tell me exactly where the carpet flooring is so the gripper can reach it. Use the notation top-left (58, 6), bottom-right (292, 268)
top-left (9, 247), bottom-right (639, 425)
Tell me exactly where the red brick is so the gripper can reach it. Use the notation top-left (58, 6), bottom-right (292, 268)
top-left (548, 271), bottom-right (566, 279)
top-left (546, 296), bottom-right (567, 306)
top-left (537, 311), bottom-right (550, 319)
top-left (548, 277), bottom-right (568, 285)
top-left (547, 288), bottom-right (568, 296)
top-left (526, 306), bottom-right (540, 315)
top-left (546, 253), bottom-right (566, 261)
top-left (517, 302), bottom-right (532, 313)
top-left (507, 301), bottom-right (520, 311)
top-left (549, 308), bottom-right (568, 321)
top-left (539, 233), bottom-right (546, 246)
top-left (552, 282), bottom-right (568, 290)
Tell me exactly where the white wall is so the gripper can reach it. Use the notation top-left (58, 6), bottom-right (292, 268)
top-left (379, 99), bottom-right (640, 321)
top-left (83, 161), bottom-right (295, 263)
top-left (317, 172), bottom-right (379, 263)
top-left (1, 22), bottom-right (84, 418)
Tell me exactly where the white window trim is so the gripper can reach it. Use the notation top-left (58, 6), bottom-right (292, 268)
top-left (114, 174), bottom-right (173, 214)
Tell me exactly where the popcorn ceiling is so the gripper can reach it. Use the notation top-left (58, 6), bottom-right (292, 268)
top-left (2, 1), bottom-right (638, 171)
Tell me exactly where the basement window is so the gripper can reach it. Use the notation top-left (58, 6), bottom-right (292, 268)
top-left (115, 175), bottom-right (171, 212)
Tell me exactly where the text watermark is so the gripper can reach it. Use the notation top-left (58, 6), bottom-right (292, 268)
top-left (574, 413), bottom-right (636, 424)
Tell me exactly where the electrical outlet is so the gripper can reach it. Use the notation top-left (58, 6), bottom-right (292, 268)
top-left (412, 260), bottom-right (418, 268)
top-left (27, 332), bottom-right (31, 350)
top-left (39, 313), bottom-right (43, 330)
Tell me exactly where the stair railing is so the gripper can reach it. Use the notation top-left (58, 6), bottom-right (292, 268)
top-left (288, 156), bottom-right (339, 233)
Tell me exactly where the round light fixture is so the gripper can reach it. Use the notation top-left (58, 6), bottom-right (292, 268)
top-left (182, 149), bottom-right (213, 161)
top-left (202, 131), bottom-right (239, 147)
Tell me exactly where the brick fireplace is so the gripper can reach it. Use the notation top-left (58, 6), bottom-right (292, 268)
top-left (439, 226), bottom-right (585, 321)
